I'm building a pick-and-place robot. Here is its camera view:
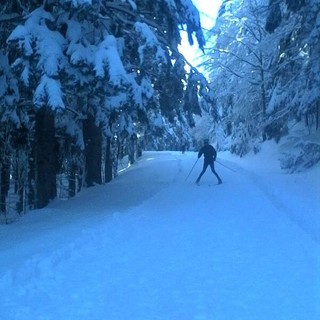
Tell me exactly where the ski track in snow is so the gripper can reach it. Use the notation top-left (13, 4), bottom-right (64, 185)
top-left (0, 151), bottom-right (319, 320)
top-left (220, 157), bottom-right (320, 243)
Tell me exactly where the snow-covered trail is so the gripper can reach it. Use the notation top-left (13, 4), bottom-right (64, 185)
top-left (0, 151), bottom-right (319, 320)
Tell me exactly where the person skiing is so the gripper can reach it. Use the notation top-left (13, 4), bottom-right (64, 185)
top-left (196, 139), bottom-right (222, 185)
top-left (181, 143), bottom-right (186, 154)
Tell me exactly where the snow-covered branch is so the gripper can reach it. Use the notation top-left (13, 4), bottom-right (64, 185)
top-left (211, 47), bottom-right (262, 70)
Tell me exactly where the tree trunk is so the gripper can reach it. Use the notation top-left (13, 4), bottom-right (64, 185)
top-left (316, 101), bottom-right (319, 131)
top-left (137, 140), bottom-right (142, 158)
top-left (0, 163), bottom-right (10, 214)
top-left (34, 107), bottom-right (57, 209)
top-left (128, 138), bottom-right (135, 165)
top-left (28, 143), bottom-right (36, 210)
top-left (105, 137), bottom-right (113, 183)
top-left (15, 150), bottom-right (27, 214)
top-left (260, 69), bottom-right (267, 116)
top-left (83, 114), bottom-right (102, 187)
top-left (68, 164), bottom-right (76, 198)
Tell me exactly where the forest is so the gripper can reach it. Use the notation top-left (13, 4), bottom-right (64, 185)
top-left (0, 0), bottom-right (319, 221)
top-left (199, 0), bottom-right (320, 170)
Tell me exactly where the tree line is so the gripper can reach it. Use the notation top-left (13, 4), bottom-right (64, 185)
top-left (1, 0), bottom-right (319, 222)
top-left (0, 0), bottom-right (215, 222)
top-left (201, 0), bottom-right (319, 171)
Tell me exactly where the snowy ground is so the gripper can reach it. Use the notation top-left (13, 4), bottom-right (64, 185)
top-left (0, 142), bottom-right (319, 320)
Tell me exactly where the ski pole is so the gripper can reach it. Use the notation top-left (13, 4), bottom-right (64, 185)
top-left (185, 158), bottom-right (199, 181)
top-left (216, 160), bottom-right (236, 172)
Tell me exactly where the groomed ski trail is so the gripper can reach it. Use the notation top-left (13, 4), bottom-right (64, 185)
top-left (0, 151), bottom-right (319, 320)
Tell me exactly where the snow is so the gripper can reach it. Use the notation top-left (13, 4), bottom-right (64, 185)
top-left (7, 7), bottom-right (67, 110)
top-left (105, 92), bottom-right (127, 110)
top-left (95, 35), bottom-right (128, 84)
top-left (34, 75), bottom-right (65, 110)
top-left (180, 0), bottom-right (202, 28)
top-left (69, 0), bottom-right (92, 6)
top-left (20, 62), bottom-right (30, 86)
top-left (126, 0), bottom-right (137, 11)
top-left (0, 143), bottom-right (319, 319)
top-left (140, 77), bottom-right (154, 99)
top-left (134, 22), bottom-right (167, 65)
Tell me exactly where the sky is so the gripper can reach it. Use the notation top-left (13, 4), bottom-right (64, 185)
top-left (179, 0), bottom-right (222, 66)
top-left (0, 141), bottom-right (319, 319)
top-left (192, 0), bottom-right (222, 30)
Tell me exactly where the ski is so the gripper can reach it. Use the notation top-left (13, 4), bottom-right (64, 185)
top-left (195, 182), bottom-right (223, 187)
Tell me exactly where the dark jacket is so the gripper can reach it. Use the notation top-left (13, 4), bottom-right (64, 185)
top-left (198, 144), bottom-right (217, 162)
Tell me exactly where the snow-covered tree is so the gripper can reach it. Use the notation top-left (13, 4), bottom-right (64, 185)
top-left (203, 0), bottom-right (320, 169)
top-left (202, 0), bottom-right (271, 155)
top-left (1, 0), bottom-right (208, 217)
top-left (265, 0), bottom-right (320, 171)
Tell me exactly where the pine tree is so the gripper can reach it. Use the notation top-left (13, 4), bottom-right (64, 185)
top-left (1, 0), bottom-right (208, 217)
top-left (202, 0), bottom-right (320, 170)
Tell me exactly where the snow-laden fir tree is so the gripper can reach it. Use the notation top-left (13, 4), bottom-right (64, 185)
top-left (1, 0), bottom-right (211, 218)
top-left (202, 0), bottom-right (320, 169)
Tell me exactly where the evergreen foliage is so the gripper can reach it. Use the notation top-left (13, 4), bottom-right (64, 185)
top-left (0, 0), bottom-right (210, 220)
top-left (1, 0), bottom-right (318, 220)
top-left (201, 0), bottom-right (320, 169)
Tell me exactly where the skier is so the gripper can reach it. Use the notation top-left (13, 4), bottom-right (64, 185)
top-left (181, 143), bottom-right (186, 154)
top-left (196, 139), bottom-right (222, 185)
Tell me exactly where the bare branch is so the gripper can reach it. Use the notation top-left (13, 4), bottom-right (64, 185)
top-left (99, 2), bottom-right (169, 45)
top-left (212, 33), bottom-right (263, 64)
top-left (211, 47), bottom-right (262, 69)
top-left (0, 13), bottom-right (23, 23)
